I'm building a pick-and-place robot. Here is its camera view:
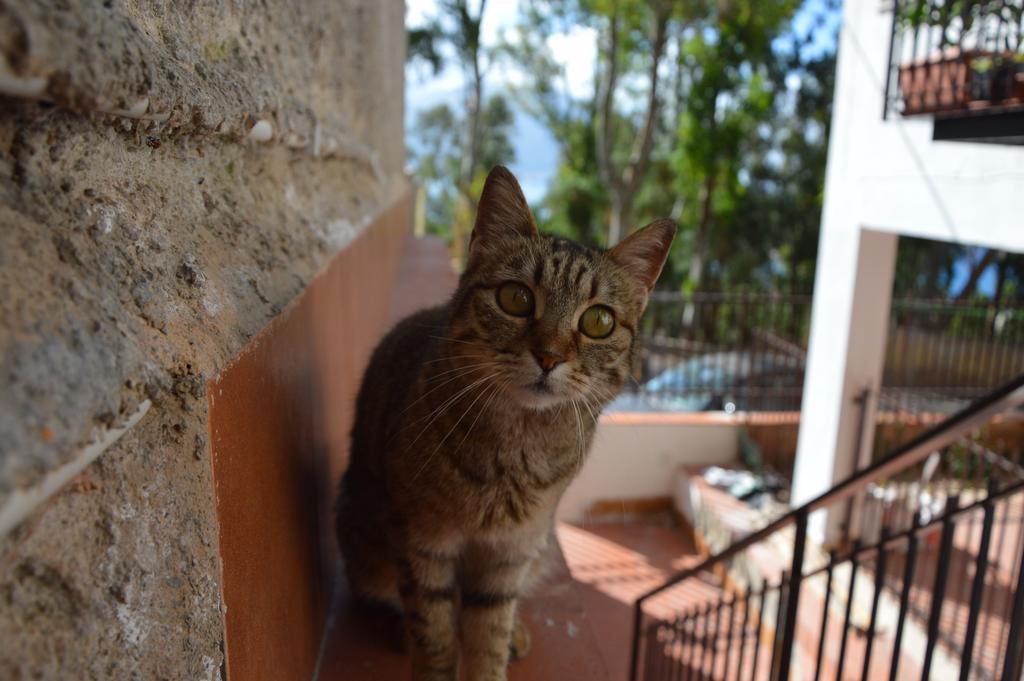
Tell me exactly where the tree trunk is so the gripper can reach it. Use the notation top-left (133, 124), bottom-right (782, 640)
top-left (595, 3), bottom-right (669, 246)
top-left (955, 248), bottom-right (998, 301)
top-left (608, 193), bottom-right (632, 247)
top-left (459, 44), bottom-right (483, 206)
top-left (595, 9), bottom-right (621, 202)
top-left (688, 171), bottom-right (716, 290)
top-left (456, 0), bottom-right (486, 208)
top-left (993, 254), bottom-right (1008, 308)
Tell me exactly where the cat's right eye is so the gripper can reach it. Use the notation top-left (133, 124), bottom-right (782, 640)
top-left (496, 282), bottom-right (534, 317)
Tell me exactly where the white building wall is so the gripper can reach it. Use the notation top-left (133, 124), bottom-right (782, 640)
top-left (792, 0), bottom-right (1024, 531)
top-left (558, 416), bottom-right (740, 522)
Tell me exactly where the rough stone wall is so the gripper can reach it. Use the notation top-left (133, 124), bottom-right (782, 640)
top-left (0, 1), bottom-right (405, 678)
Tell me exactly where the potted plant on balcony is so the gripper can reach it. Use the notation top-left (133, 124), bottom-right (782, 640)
top-left (998, 53), bottom-right (1024, 104)
top-left (893, 0), bottom-right (1024, 115)
top-left (967, 53), bottom-right (1024, 107)
top-left (969, 56), bottom-right (996, 102)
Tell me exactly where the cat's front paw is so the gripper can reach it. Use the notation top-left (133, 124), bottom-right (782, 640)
top-left (508, 616), bottom-right (532, 661)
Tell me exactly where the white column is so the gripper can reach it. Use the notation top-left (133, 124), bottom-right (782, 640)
top-left (792, 226), bottom-right (897, 543)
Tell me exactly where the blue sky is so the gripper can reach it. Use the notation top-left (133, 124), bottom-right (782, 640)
top-left (405, 0), bottom-right (570, 201)
top-left (951, 249), bottom-right (999, 296)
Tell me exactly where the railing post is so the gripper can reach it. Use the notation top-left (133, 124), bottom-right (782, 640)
top-left (750, 581), bottom-right (767, 681)
top-left (813, 550), bottom-right (836, 681)
top-left (775, 508), bottom-right (808, 681)
top-left (1002, 525), bottom-right (1024, 681)
top-left (630, 597), bottom-right (645, 681)
top-left (922, 495), bottom-right (959, 681)
top-left (862, 528), bottom-right (890, 681)
top-left (888, 512), bottom-right (920, 681)
top-left (836, 540), bottom-right (862, 679)
top-left (958, 481), bottom-right (997, 681)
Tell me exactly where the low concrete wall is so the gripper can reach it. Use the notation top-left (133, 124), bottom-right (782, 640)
top-left (557, 414), bottom-right (742, 522)
top-left (208, 198), bottom-right (411, 681)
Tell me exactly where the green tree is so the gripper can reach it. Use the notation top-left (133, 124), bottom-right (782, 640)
top-left (409, 95), bottom-right (516, 240)
top-left (499, 1), bottom-right (606, 246)
top-left (407, 1), bottom-right (522, 262)
top-left (507, 0), bottom-right (831, 294)
top-left (593, 0), bottom-right (672, 245)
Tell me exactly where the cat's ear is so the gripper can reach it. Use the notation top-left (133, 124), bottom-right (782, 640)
top-left (608, 219), bottom-right (677, 292)
top-left (469, 166), bottom-right (537, 258)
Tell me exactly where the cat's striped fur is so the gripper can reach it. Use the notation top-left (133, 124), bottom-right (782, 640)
top-left (336, 166), bottom-right (675, 680)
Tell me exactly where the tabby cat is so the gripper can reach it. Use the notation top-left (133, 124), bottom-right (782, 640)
top-left (336, 166), bottom-right (675, 680)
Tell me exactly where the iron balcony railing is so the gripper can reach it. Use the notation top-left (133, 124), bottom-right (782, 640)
top-left (630, 372), bottom-right (1024, 681)
top-left (883, 0), bottom-right (1024, 119)
top-left (627, 292), bottom-right (1024, 416)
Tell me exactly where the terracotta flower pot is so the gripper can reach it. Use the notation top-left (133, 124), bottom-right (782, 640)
top-left (898, 48), bottom-right (982, 115)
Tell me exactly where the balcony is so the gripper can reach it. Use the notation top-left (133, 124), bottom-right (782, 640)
top-left (884, 0), bottom-right (1024, 144)
top-left (620, 292), bottom-right (1023, 445)
top-left (632, 376), bottom-right (1024, 681)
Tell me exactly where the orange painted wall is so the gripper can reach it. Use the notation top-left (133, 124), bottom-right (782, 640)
top-left (207, 194), bottom-right (411, 681)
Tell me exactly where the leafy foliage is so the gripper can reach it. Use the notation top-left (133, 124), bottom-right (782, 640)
top-left (498, 0), bottom-right (838, 293)
top-left (410, 96), bottom-right (516, 240)
top-left (407, 0), bottom-right (1024, 301)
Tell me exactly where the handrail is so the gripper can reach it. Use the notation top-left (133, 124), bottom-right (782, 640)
top-left (629, 371), bottom-right (1024, 680)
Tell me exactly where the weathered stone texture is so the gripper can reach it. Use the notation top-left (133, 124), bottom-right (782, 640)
top-left (0, 1), bottom-right (405, 678)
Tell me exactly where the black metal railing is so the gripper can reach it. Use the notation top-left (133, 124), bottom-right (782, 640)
top-left (626, 292), bottom-right (1024, 415)
top-left (630, 293), bottom-right (811, 412)
top-left (630, 373), bottom-right (1024, 681)
top-left (883, 0), bottom-right (1024, 119)
top-left (883, 297), bottom-right (1024, 407)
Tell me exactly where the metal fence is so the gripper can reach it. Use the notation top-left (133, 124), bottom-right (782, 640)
top-left (882, 297), bottom-right (1024, 408)
top-left (629, 293), bottom-right (811, 413)
top-left (624, 292), bottom-right (1024, 418)
top-left (631, 375), bottom-right (1024, 681)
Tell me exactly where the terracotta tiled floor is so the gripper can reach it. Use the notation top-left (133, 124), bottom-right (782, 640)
top-left (557, 519), bottom-right (708, 680)
top-left (386, 234), bottom-right (459, 324)
top-left (317, 545), bottom-right (611, 680)
top-left (317, 518), bottom-right (704, 681)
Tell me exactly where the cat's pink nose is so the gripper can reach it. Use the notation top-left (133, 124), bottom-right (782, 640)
top-left (531, 349), bottom-right (565, 373)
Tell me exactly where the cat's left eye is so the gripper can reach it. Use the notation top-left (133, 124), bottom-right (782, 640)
top-left (497, 282), bottom-right (535, 317)
top-left (579, 305), bottom-right (615, 339)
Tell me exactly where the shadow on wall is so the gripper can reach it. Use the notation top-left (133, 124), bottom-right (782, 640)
top-left (206, 195), bottom-right (410, 681)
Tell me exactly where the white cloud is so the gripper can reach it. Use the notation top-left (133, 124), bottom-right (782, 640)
top-left (406, 0), bottom-right (598, 105)
top-left (405, 0), bottom-right (596, 200)
top-left (406, 0), bottom-right (440, 27)
top-left (547, 25), bottom-right (598, 100)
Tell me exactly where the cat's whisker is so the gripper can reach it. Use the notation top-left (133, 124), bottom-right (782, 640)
top-left (426, 334), bottom-right (478, 347)
top-left (452, 376), bottom-right (510, 456)
top-left (567, 375), bottom-right (613, 416)
top-left (403, 371), bottom-right (498, 450)
top-left (423, 361), bottom-right (503, 383)
top-left (420, 354), bottom-right (490, 365)
top-left (578, 393), bottom-right (600, 426)
top-left (583, 380), bottom-right (618, 406)
top-left (571, 399), bottom-right (586, 465)
top-left (589, 390), bottom-right (616, 410)
top-left (412, 373), bottom-right (502, 481)
top-left (389, 373), bottom-right (489, 448)
top-left (396, 364), bottom-right (500, 419)
top-left (407, 373), bottom-right (491, 430)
